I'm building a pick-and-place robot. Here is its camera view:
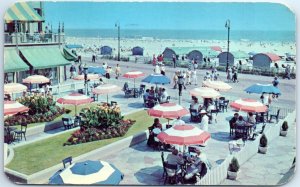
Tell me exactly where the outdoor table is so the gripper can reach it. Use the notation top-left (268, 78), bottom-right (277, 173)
top-left (5, 126), bottom-right (17, 144)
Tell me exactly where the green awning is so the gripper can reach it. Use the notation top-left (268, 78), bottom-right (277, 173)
top-left (4, 2), bottom-right (44, 23)
top-left (62, 47), bottom-right (78, 61)
top-left (4, 48), bottom-right (29, 73)
top-left (19, 46), bottom-right (71, 70)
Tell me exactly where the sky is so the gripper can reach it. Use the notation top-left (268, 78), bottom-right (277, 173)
top-left (44, 2), bottom-right (295, 31)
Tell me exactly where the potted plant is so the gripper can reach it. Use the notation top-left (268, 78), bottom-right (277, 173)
top-left (258, 134), bottom-right (268, 154)
top-left (228, 157), bottom-right (240, 180)
top-left (280, 121), bottom-right (288, 136)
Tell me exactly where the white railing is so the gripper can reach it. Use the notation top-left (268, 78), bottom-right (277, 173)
top-left (4, 32), bottom-right (65, 45)
top-left (197, 110), bottom-right (296, 185)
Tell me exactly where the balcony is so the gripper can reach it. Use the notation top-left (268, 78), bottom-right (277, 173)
top-left (4, 32), bottom-right (65, 47)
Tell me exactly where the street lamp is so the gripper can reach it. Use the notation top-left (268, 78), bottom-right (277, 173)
top-left (225, 19), bottom-right (231, 72)
top-left (115, 22), bottom-right (120, 61)
top-left (83, 65), bottom-right (89, 95)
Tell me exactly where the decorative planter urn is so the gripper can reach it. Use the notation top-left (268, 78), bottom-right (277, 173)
top-left (258, 146), bottom-right (268, 154)
top-left (227, 170), bottom-right (239, 180)
top-left (280, 130), bottom-right (288, 136)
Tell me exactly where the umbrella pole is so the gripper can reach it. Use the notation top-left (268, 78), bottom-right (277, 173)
top-left (107, 94), bottom-right (109, 104)
top-left (75, 105), bottom-right (77, 116)
top-left (134, 78), bottom-right (136, 97)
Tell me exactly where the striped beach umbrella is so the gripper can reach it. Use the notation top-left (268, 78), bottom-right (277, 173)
top-left (57, 93), bottom-right (93, 115)
top-left (4, 83), bottom-right (27, 94)
top-left (22, 75), bottom-right (50, 84)
top-left (202, 80), bottom-right (232, 91)
top-left (73, 74), bottom-right (100, 81)
top-left (4, 101), bottom-right (29, 116)
top-left (147, 103), bottom-right (189, 119)
top-left (230, 98), bottom-right (268, 113)
top-left (92, 84), bottom-right (122, 103)
top-left (123, 71), bottom-right (145, 96)
top-left (189, 87), bottom-right (221, 98)
top-left (157, 125), bottom-right (211, 146)
top-left (49, 160), bottom-right (123, 185)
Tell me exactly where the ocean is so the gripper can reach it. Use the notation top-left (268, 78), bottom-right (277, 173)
top-left (65, 29), bottom-right (295, 42)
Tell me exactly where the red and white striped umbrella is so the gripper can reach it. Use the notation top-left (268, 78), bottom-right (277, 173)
top-left (147, 103), bottom-right (189, 119)
top-left (157, 125), bottom-right (211, 146)
top-left (92, 84), bottom-right (122, 103)
top-left (230, 98), bottom-right (268, 113)
top-left (4, 83), bottom-right (27, 94)
top-left (123, 71), bottom-right (145, 79)
top-left (189, 87), bottom-right (221, 98)
top-left (210, 46), bottom-right (222, 52)
top-left (57, 93), bottom-right (93, 105)
top-left (202, 80), bottom-right (232, 91)
top-left (23, 75), bottom-right (50, 84)
top-left (4, 101), bottom-right (29, 116)
top-left (73, 74), bottom-right (100, 81)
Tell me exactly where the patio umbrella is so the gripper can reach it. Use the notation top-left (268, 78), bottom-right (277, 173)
top-left (141, 74), bottom-right (171, 85)
top-left (210, 46), bottom-right (222, 52)
top-left (49, 160), bottom-right (123, 185)
top-left (57, 93), bottom-right (93, 115)
top-left (202, 80), bottom-right (232, 92)
top-left (230, 98), bottom-right (268, 113)
top-left (4, 101), bottom-right (29, 116)
top-left (189, 87), bottom-right (221, 98)
top-left (92, 84), bottom-right (122, 103)
top-left (244, 83), bottom-right (281, 95)
top-left (157, 125), bottom-right (211, 146)
top-left (4, 83), bottom-right (27, 94)
top-left (22, 75), bottom-right (50, 84)
top-left (73, 74), bottom-right (100, 81)
top-left (123, 71), bottom-right (145, 89)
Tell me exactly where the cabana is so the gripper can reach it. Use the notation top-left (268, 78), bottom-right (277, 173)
top-left (218, 52), bottom-right (234, 66)
top-left (132, 46), bottom-right (144, 56)
top-left (100, 46), bottom-right (112, 55)
top-left (162, 47), bottom-right (176, 59)
top-left (187, 50), bottom-right (203, 61)
top-left (252, 53), bottom-right (281, 70)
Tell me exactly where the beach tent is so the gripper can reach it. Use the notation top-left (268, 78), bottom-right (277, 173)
top-left (252, 53), bottom-right (281, 70)
top-left (217, 52), bottom-right (234, 66)
top-left (187, 50), bottom-right (203, 61)
top-left (100, 46), bottom-right (113, 55)
top-left (132, 46), bottom-right (144, 56)
top-left (162, 47), bottom-right (176, 59)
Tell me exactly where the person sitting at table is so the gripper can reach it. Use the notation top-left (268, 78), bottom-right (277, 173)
top-left (159, 88), bottom-right (169, 103)
top-left (247, 112), bottom-right (256, 125)
top-left (190, 97), bottom-right (201, 112)
top-left (147, 118), bottom-right (162, 147)
top-left (144, 89), bottom-right (155, 108)
top-left (229, 113), bottom-right (239, 128)
top-left (235, 116), bottom-right (246, 137)
top-left (199, 110), bottom-right (209, 132)
top-left (149, 86), bottom-right (155, 96)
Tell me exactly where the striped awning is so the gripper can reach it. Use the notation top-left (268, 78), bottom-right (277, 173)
top-left (4, 48), bottom-right (29, 73)
top-left (4, 2), bottom-right (44, 23)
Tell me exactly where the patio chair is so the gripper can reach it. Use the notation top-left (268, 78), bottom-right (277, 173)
top-left (251, 124), bottom-right (266, 140)
top-left (14, 123), bottom-right (28, 142)
top-left (62, 118), bottom-right (74, 130)
top-left (210, 109), bottom-right (219, 123)
top-left (235, 125), bottom-right (247, 140)
top-left (164, 163), bottom-right (182, 184)
top-left (190, 109), bottom-right (200, 122)
top-left (161, 152), bottom-right (167, 179)
top-left (166, 124), bottom-right (172, 129)
top-left (269, 109), bottom-right (280, 123)
top-left (62, 156), bottom-right (72, 168)
top-left (219, 100), bottom-right (229, 112)
top-left (199, 162), bottom-right (208, 179)
top-left (188, 146), bottom-right (198, 157)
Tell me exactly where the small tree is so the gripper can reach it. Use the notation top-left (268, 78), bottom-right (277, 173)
top-left (282, 121), bottom-right (288, 131)
top-left (228, 157), bottom-right (240, 172)
top-left (260, 134), bottom-right (268, 147)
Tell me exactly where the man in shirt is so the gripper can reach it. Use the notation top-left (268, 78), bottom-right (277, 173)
top-left (166, 149), bottom-right (184, 166)
top-left (160, 88), bottom-right (169, 103)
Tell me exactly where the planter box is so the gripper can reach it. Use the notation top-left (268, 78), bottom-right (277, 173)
top-left (258, 146), bottom-right (268, 154)
top-left (227, 170), bottom-right (239, 180)
top-left (280, 130), bottom-right (288, 136)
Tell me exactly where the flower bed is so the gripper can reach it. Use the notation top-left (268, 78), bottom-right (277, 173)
top-left (64, 103), bottom-right (135, 146)
top-left (4, 94), bottom-right (65, 126)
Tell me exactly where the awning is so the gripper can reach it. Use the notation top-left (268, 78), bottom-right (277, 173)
top-left (62, 47), bottom-right (78, 61)
top-left (19, 46), bottom-right (71, 70)
top-left (4, 48), bottom-right (29, 73)
top-left (4, 2), bottom-right (44, 23)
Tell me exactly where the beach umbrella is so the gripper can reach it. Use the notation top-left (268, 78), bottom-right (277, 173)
top-left (92, 84), bottom-right (122, 103)
top-left (49, 160), bottom-right (123, 185)
top-left (4, 83), bottom-right (27, 94)
top-left (57, 93), bottom-right (93, 115)
top-left (23, 75), bottom-right (50, 84)
top-left (202, 80), bottom-right (232, 92)
top-left (142, 74), bottom-right (171, 85)
top-left (147, 103), bottom-right (189, 124)
top-left (123, 71), bottom-right (145, 91)
top-left (230, 98), bottom-right (268, 113)
top-left (189, 87), bottom-right (221, 98)
top-left (244, 83), bottom-right (281, 95)
top-left (88, 67), bottom-right (106, 75)
top-left (157, 125), bottom-right (211, 146)
top-left (210, 46), bottom-right (222, 52)
top-left (4, 101), bottom-right (29, 116)
top-left (73, 74), bottom-right (100, 81)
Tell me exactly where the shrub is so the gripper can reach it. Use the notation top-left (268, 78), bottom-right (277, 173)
top-left (228, 157), bottom-right (240, 172)
top-left (282, 121), bottom-right (288, 131)
top-left (260, 134), bottom-right (268, 147)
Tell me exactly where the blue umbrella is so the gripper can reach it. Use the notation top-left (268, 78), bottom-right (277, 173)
top-left (142, 74), bottom-right (171, 85)
top-left (88, 67), bottom-right (106, 75)
top-left (244, 83), bottom-right (281, 95)
top-left (49, 160), bottom-right (123, 185)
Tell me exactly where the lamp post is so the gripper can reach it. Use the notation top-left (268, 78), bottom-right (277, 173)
top-left (225, 19), bottom-right (230, 72)
top-left (115, 22), bottom-right (120, 61)
top-left (83, 66), bottom-right (89, 95)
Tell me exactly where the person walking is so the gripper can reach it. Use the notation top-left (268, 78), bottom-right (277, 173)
top-left (70, 64), bottom-right (76, 79)
top-left (152, 54), bottom-right (157, 66)
top-left (105, 66), bottom-right (111, 79)
top-left (160, 64), bottom-right (166, 76)
top-left (173, 71), bottom-right (179, 89)
top-left (186, 68), bottom-right (192, 85)
top-left (172, 54), bottom-right (176, 68)
top-left (154, 64), bottom-right (160, 74)
top-left (193, 58), bottom-right (198, 70)
top-left (92, 51), bottom-right (96, 62)
top-left (78, 63), bottom-right (83, 75)
top-left (77, 51), bottom-right (82, 63)
top-left (191, 69), bottom-right (198, 85)
top-left (227, 67), bottom-right (232, 82)
top-left (115, 64), bottom-right (121, 79)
